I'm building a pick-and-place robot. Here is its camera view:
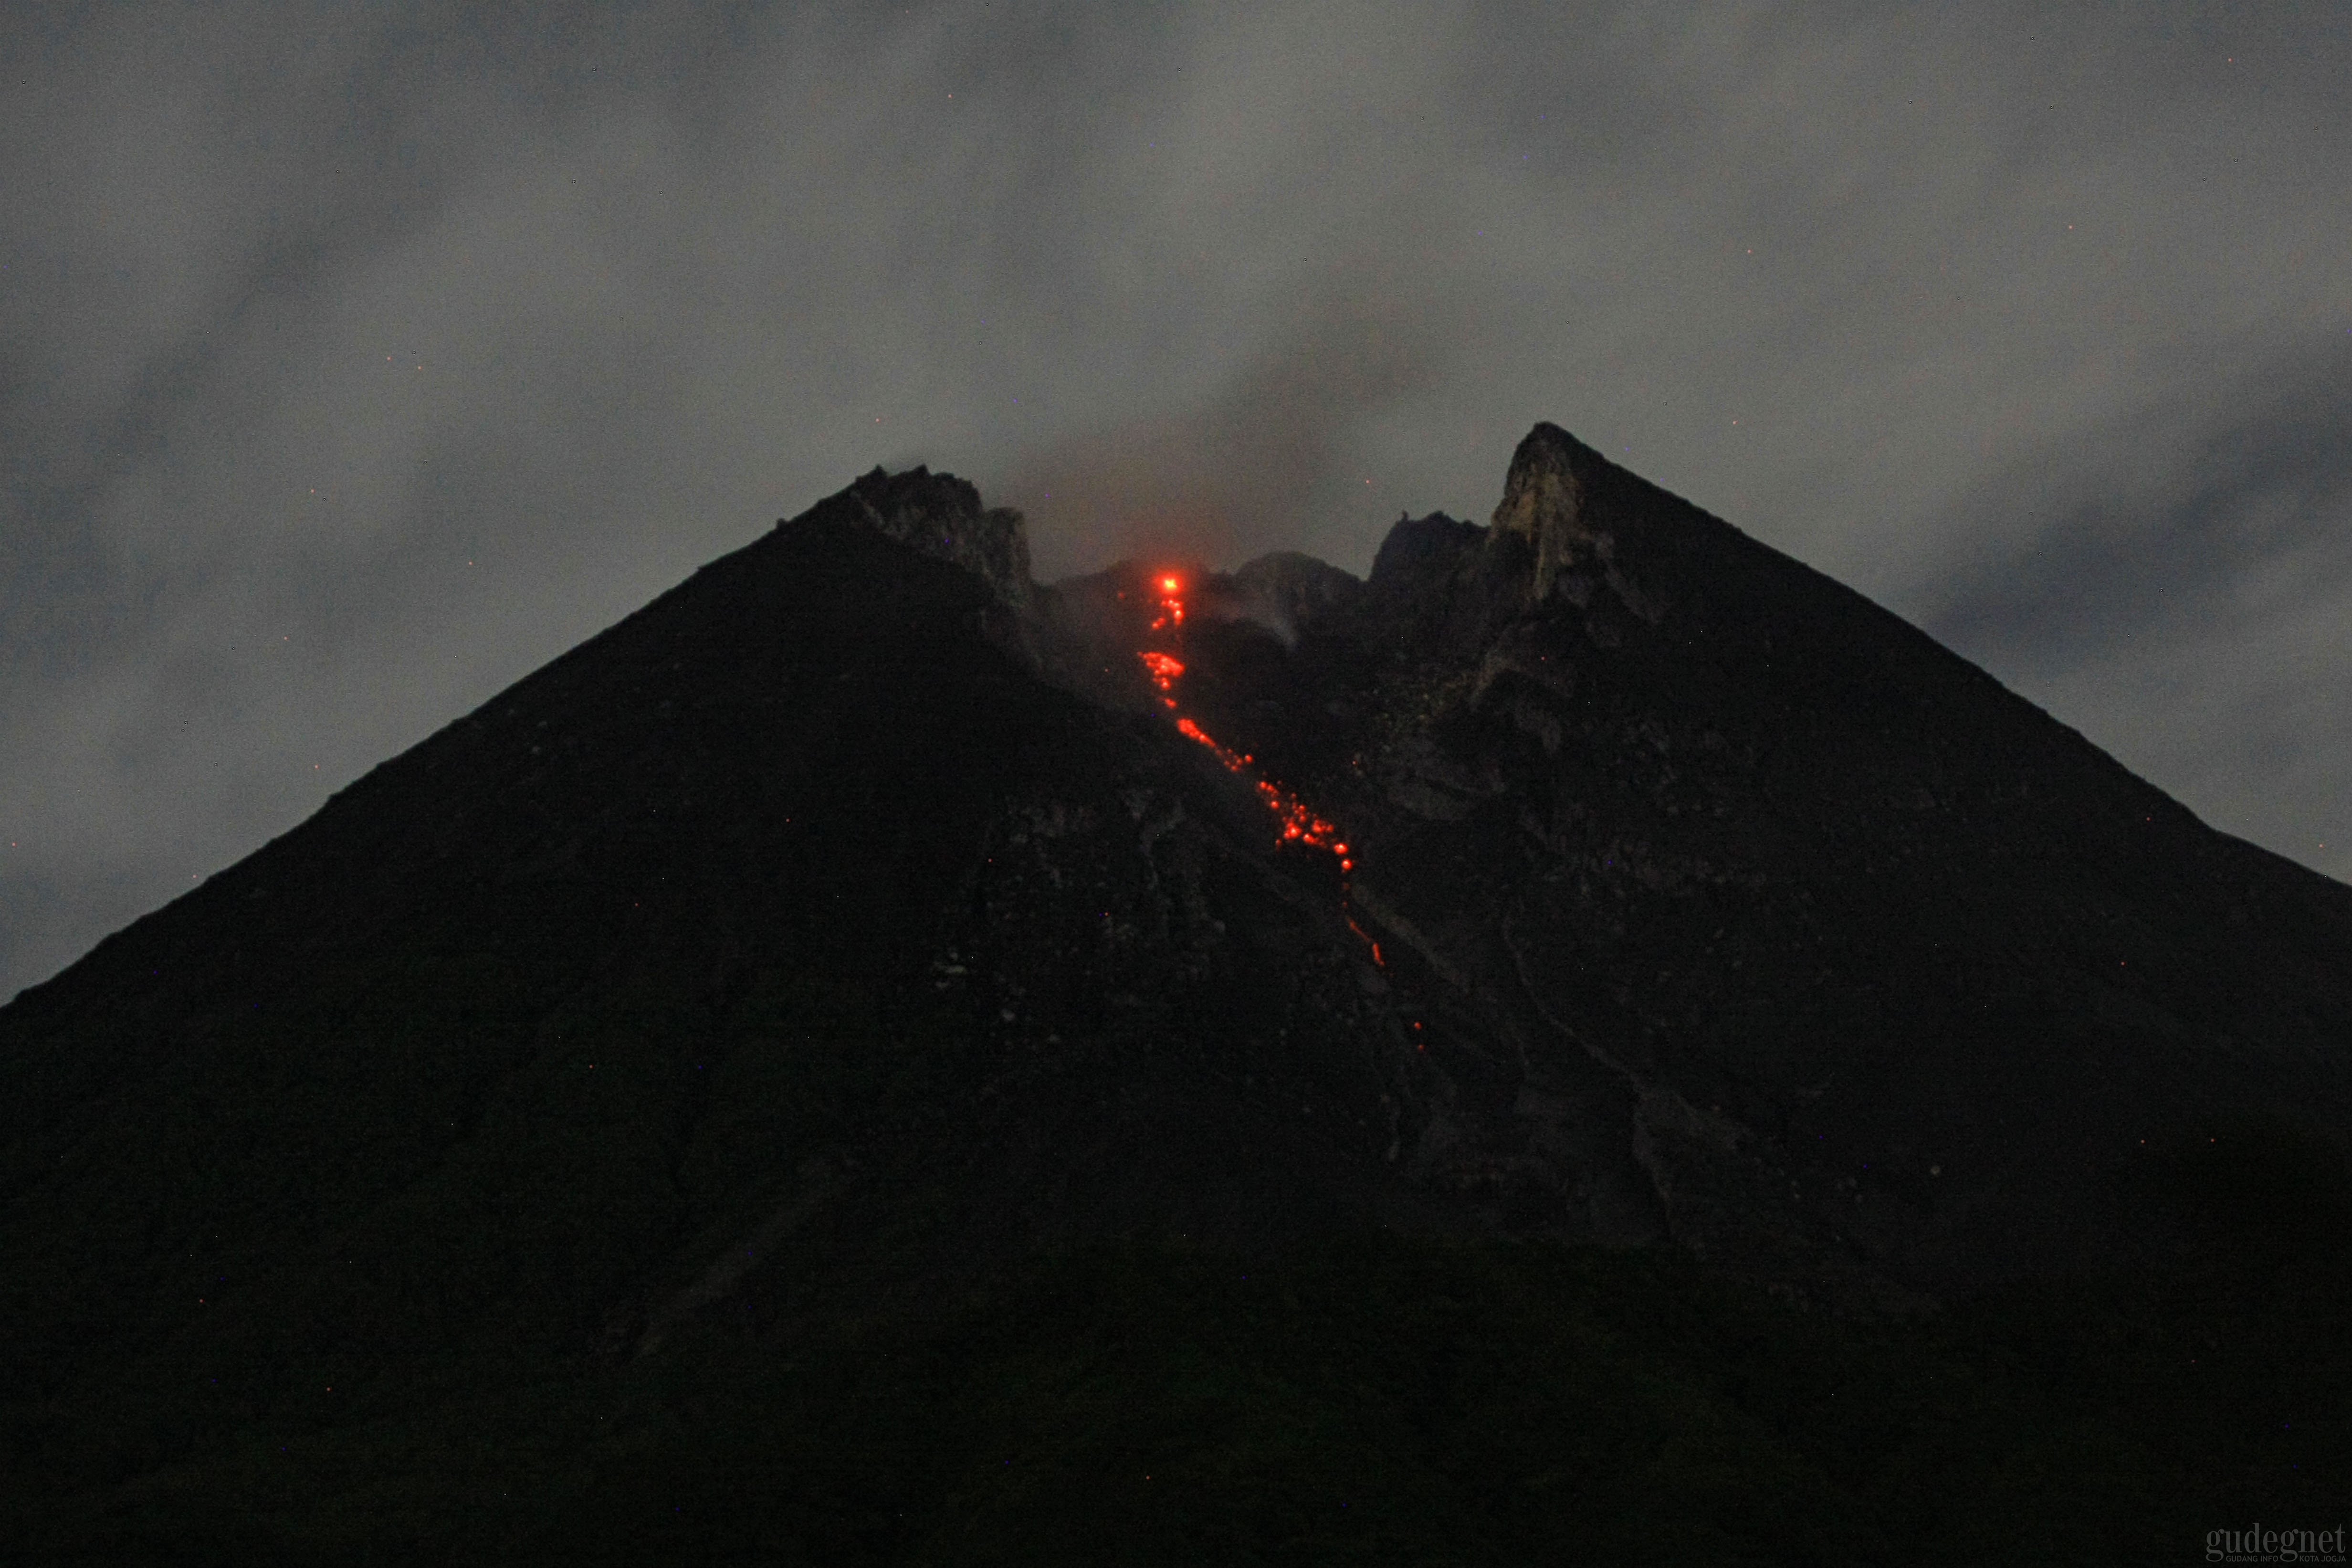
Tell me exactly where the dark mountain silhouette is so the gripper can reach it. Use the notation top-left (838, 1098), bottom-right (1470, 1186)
top-left (1169, 425), bottom-right (2352, 1293)
top-left (4, 431), bottom-right (2347, 1561)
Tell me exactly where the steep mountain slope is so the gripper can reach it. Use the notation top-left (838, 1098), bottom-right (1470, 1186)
top-left (3, 435), bottom-right (2347, 1560)
top-left (0, 468), bottom-right (1438, 1374)
top-left (1166, 424), bottom-right (2352, 1294)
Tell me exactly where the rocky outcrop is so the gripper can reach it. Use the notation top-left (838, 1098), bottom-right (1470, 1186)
top-left (1488, 422), bottom-right (1604, 602)
top-left (1487, 423), bottom-right (1662, 624)
top-left (818, 463), bottom-right (1043, 663)
top-left (830, 463), bottom-right (1038, 620)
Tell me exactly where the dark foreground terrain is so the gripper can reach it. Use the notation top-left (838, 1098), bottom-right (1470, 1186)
top-left (9, 1218), bottom-right (2351, 1562)
top-left (4, 431), bottom-right (2347, 1561)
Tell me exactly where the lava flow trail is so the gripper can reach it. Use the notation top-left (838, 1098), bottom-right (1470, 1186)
top-left (1138, 573), bottom-right (1381, 966)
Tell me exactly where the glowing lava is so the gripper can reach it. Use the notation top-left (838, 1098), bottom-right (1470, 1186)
top-left (1139, 650), bottom-right (1184, 709)
top-left (1139, 572), bottom-right (1357, 882)
top-left (1150, 575), bottom-right (1186, 631)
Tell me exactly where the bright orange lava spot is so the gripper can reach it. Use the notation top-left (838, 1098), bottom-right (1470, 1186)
top-left (1139, 573), bottom-right (1376, 958)
top-left (1148, 574), bottom-right (1186, 632)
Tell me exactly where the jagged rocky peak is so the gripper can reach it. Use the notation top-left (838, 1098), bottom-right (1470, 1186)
top-left (827, 463), bottom-right (1037, 615)
top-left (1488, 421), bottom-right (1616, 602)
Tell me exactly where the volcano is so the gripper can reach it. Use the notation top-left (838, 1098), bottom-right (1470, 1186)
top-left (5, 426), bottom-right (2348, 1560)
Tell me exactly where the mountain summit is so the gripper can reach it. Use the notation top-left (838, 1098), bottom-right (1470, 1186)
top-left (1487, 421), bottom-right (1617, 604)
top-left (6, 427), bottom-right (2347, 1558)
top-left (1054, 423), bottom-right (2352, 1294)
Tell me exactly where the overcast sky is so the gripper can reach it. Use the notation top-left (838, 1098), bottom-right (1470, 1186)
top-left (3, 1), bottom-right (2348, 1000)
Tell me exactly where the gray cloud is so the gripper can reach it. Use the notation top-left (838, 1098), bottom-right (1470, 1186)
top-left (1913, 339), bottom-right (2352, 880)
top-left (1918, 344), bottom-right (2352, 675)
top-left (1000, 274), bottom-right (1453, 576)
top-left (3, 1), bottom-right (2349, 997)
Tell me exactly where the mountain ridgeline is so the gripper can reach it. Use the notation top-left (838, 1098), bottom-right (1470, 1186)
top-left (5, 424), bottom-right (2347, 1561)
